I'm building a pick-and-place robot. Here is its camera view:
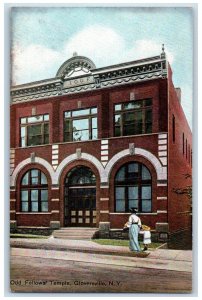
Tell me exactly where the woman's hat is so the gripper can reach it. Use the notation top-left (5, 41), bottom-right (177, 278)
top-left (130, 207), bottom-right (138, 213)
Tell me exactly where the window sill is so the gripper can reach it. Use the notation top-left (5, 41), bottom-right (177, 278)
top-left (16, 212), bottom-right (51, 215)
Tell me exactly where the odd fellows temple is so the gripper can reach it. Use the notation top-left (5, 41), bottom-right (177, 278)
top-left (10, 46), bottom-right (192, 241)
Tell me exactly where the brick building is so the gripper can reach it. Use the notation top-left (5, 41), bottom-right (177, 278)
top-left (10, 47), bottom-right (192, 240)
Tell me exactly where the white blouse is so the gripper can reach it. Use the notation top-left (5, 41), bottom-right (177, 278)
top-left (128, 214), bottom-right (142, 227)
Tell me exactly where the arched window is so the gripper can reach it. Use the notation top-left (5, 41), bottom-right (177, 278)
top-left (65, 166), bottom-right (96, 186)
top-left (20, 169), bottom-right (48, 212)
top-left (115, 162), bottom-right (152, 212)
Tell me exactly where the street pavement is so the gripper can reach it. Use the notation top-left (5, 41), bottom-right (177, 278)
top-left (10, 237), bottom-right (192, 272)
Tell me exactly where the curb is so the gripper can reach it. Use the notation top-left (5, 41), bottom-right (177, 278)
top-left (10, 240), bottom-right (150, 258)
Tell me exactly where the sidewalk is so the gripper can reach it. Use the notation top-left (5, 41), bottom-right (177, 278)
top-left (10, 237), bottom-right (192, 272)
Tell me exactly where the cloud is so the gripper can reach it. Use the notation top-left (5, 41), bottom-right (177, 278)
top-left (63, 25), bottom-right (125, 67)
top-left (11, 44), bottom-right (62, 85)
top-left (12, 25), bottom-right (175, 85)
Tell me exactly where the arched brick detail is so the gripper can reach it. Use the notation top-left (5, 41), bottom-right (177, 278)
top-left (10, 157), bottom-right (55, 187)
top-left (55, 152), bottom-right (104, 185)
top-left (104, 148), bottom-right (167, 183)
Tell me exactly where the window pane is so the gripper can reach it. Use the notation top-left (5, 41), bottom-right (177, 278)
top-left (41, 173), bottom-right (47, 184)
top-left (116, 200), bottom-right (125, 212)
top-left (31, 169), bottom-right (38, 178)
top-left (145, 99), bottom-right (152, 106)
top-left (91, 107), bottom-right (97, 114)
top-left (92, 117), bottom-right (97, 129)
top-left (31, 202), bottom-right (38, 212)
top-left (129, 200), bottom-right (138, 210)
top-left (41, 202), bottom-right (48, 212)
top-left (44, 134), bottom-right (49, 144)
top-left (92, 128), bottom-right (97, 139)
top-left (64, 120), bottom-right (71, 132)
top-left (115, 166), bottom-right (125, 181)
top-left (115, 104), bottom-right (121, 111)
top-left (21, 190), bottom-right (28, 201)
top-left (28, 116), bottom-right (43, 123)
top-left (72, 109), bottom-right (90, 117)
top-left (22, 202), bottom-right (28, 212)
top-left (124, 112), bottom-right (135, 122)
top-left (21, 137), bottom-right (26, 147)
top-left (123, 102), bottom-right (136, 110)
top-left (21, 118), bottom-right (26, 124)
top-left (141, 186), bottom-right (151, 199)
top-left (41, 190), bottom-right (48, 201)
top-left (73, 119), bottom-right (88, 131)
top-left (22, 173), bottom-right (29, 185)
top-left (31, 190), bottom-right (38, 201)
top-left (28, 124), bottom-right (42, 136)
top-left (116, 187), bottom-right (125, 199)
top-left (64, 132), bottom-right (71, 142)
top-left (28, 135), bottom-right (42, 146)
top-left (64, 111), bottom-right (71, 118)
top-left (142, 166), bottom-right (151, 180)
top-left (128, 186), bottom-right (138, 199)
top-left (128, 163), bottom-right (138, 173)
top-left (21, 127), bottom-right (25, 137)
top-left (115, 127), bottom-right (121, 136)
top-left (73, 130), bottom-right (89, 141)
top-left (115, 114), bottom-right (121, 126)
top-left (142, 200), bottom-right (151, 212)
top-left (123, 124), bottom-right (135, 135)
top-left (44, 123), bottom-right (49, 134)
top-left (44, 114), bottom-right (49, 121)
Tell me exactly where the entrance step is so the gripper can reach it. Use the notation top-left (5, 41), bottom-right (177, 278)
top-left (52, 227), bottom-right (98, 240)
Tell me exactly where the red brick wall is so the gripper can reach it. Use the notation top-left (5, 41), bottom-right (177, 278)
top-left (167, 65), bottom-right (192, 233)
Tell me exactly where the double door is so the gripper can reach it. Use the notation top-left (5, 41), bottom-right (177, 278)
top-left (64, 187), bottom-right (96, 227)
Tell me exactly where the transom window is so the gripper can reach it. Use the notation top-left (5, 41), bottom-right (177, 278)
top-left (64, 107), bottom-right (97, 142)
top-left (20, 169), bottom-right (48, 212)
top-left (115, 162), bottom-right (152, 213)
top-left (114, 99), bottom-right (152, 137)
top-left (20, 114), bottom-right (49, 147)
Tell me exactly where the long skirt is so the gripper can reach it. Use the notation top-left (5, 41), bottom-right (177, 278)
top-left (129, 224), bottom-right (141, 252)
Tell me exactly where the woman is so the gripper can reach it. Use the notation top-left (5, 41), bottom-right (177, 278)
top-left (127, 207), bottom-right (142, 252)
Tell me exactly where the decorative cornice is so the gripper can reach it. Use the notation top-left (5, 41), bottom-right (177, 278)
top-left (11, 54), bottom-right (167, 104)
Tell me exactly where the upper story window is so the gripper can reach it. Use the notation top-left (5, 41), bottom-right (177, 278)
top-left (20, 114), bottom-right (49, 147)
top-left (64, 107), bottom-right (98, 142)
top-left (114, 99), bottom-right (152, 137)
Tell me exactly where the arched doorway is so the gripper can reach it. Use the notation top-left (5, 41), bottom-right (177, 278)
top-left (64, 166), bottom-right (96, 227)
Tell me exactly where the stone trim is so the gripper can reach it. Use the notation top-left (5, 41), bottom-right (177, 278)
top-left (157, 210), bottom-right (167, 214)
top-left (100, 210), bottom-right (109, 213)
top-left (104, 148), bottom-right (167, 182)
top-left (10, 199), bottom-right (16, 202)
top-left (100, 198), bottom-right (109, 201)
top-left (51, 210), bottom-right (60, 213)
top-left (51, 198), bottom-right (60, 202)
top-left (10, 157), bottom-right (55, 187)
top-left (157, 197), bottom-right (167, 200)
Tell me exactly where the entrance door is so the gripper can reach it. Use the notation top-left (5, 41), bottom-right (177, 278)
top-left (64, 166), bottom-right (97, 227)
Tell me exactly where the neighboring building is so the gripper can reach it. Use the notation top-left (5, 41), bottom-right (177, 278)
top-left (10, 47), bottom-right (192, 240)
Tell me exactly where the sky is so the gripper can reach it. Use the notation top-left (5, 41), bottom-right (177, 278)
top-left (11, 7), bottom-right (193, 127)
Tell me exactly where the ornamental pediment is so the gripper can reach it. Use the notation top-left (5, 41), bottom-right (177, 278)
top-left (56, 53), bottom-right (96, 78)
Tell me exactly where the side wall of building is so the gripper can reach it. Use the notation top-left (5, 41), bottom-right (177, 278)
top-left (167, 65), bottom-right (192, 234)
